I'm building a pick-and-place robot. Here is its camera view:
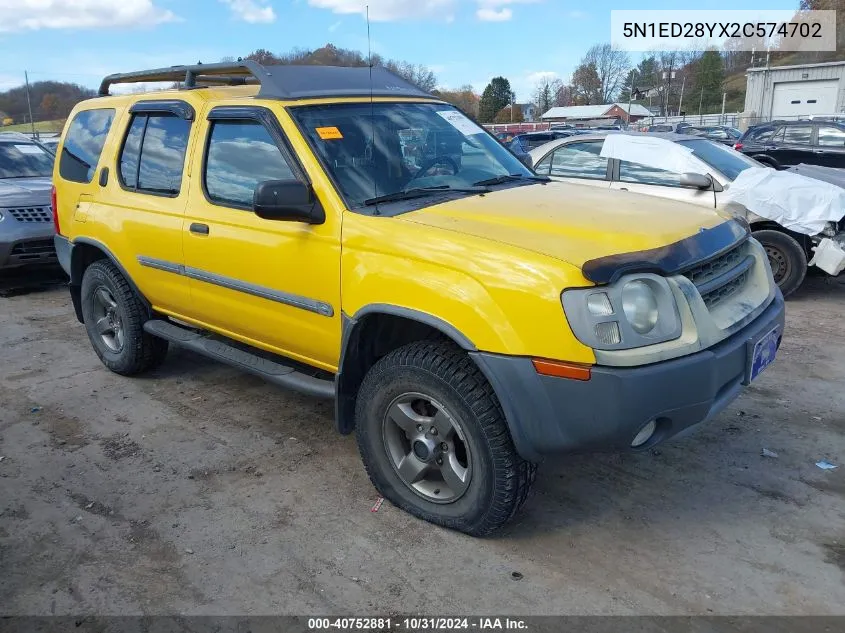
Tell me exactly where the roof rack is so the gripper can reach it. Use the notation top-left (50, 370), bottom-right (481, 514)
top-left (98, 61), bottom-right (438, 102)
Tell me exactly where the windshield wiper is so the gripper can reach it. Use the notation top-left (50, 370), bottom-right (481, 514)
top-left (364, 185), bottom-right (489, 206)
top-left (473, 174), bottom-right (550, 186)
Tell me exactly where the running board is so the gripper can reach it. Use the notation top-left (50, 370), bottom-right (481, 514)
top-left (143, 319), bottom-right (335, 399)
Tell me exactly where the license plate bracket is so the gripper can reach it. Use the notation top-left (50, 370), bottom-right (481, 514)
top-left (746, 326), bottom-right (780, 385)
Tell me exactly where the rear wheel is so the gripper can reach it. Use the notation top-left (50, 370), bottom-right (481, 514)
top-left (754, 229), bottom-right (807, 298)
top-left (81, 260), bottom-right (168, 375)
top-left (355, 340), bottom-right (536, 536)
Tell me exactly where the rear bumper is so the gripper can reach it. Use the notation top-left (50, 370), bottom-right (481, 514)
top-left (471, 290), bottom-right (785, 462)
top-left (0, 222), bottom-right (57, 270)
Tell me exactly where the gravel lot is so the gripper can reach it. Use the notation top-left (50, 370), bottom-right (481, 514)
top-left (1, 273), bottom-right (844, 616)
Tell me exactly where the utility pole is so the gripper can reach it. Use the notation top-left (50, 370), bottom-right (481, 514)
top-left (720, 92), bottom-right (727, 125)
top-left (24, 71), bottom-right (35, 137)
top-left (627, 69), bottom-right (637, 129)
top-left (698, 87), bottom-right (704, 124)
top-left (678, 74), bottom-right (686, 121)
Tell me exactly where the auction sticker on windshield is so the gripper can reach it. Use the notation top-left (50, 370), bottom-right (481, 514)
top-left (437, 110), bottom-right (484, 136)
top-left (316, 126), bottom-right (343, 140)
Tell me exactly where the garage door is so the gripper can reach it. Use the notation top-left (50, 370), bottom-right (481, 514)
top-left (772, 80), bottom-right (839, 118)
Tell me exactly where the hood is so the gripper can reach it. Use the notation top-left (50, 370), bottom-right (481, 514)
top-left (0, 177), bottom-right (52, 208)
top-left (401, 181), bottom-right (726, 269)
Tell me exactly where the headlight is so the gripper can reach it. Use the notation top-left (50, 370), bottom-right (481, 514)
top-left (622, 280), bottom-right (659, 334)
top-left (562, 274), bottom-right (682, 350)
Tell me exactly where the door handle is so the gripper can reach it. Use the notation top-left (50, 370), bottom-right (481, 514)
top-left (619, 187), bottom-right (628, 191)
top-left (189, 223), bottom-right (209, 235)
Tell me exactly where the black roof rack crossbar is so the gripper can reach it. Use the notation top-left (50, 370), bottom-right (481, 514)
top-left (98, 61), bottom-right (439, 101)
top-left (98, 61), bottom-right (267, 96)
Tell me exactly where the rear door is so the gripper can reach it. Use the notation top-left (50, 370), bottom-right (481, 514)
top-left (814, 125), bottom-right (845, 168)
top-left (532, 140), bottom-right (611, 189)
top-left (776, 125), bottom-right (814, 166)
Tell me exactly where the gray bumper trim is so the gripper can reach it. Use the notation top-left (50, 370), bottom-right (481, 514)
top-left (471, 290), bottom-right (785, 462)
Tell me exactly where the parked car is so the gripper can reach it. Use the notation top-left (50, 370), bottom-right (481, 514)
top-left (735, 120), bottom-right (845, 169)
top-left (0, 132), bottom-right (58, 271)
top-left (508, 130), bottom-right (575, 153)
top-left (684, 125), bottom-right (742, 145)
top-left (494, 131), bottom-right (514, 143)
top-left (529, 132), bottom-right (844, 296)
top-left (53, 61), bottom-right (783, 535)
top-left (645, 122), bottom-right (692, 133)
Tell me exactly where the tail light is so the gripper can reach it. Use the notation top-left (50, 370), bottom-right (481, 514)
top-left (51, 185), bottom-right (61, 235)
top-left (733, 142), bottom-right (743, 151)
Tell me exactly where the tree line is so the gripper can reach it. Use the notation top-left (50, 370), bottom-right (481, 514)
top-left (0, 80), bottom-right (94, 126)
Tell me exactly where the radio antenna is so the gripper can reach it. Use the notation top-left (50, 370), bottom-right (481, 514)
top-left (366, 5), bottom-right (379, 215)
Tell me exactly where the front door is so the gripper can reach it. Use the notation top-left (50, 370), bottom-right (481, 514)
top-left (610, 159), bottom-right (717, 208)
top-left (182, 105), bottom-right (342, 371)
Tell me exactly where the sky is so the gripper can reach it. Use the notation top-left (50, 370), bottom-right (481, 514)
top-left (0, 0), bottom-right (800, 102)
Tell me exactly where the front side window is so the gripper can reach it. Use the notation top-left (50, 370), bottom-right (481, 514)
top-left (783, 126), bottom-right (812, 145)
top-left (0, 142), bottom-right (54, 178)
top-left (748, 126), bottom-right (776, 142)
top-left (204, 120), bottom-right (295, 208)
top-left (118, 113), bottom-right (190, 194)
top-left (818, 126), bottom-right (845, 147)
top-left (59, 108), bottom-right (115, 184)
top-left (619, 161), bottom-right (681, 187)
top-left (289, 102), bottom-right (533, 211)
top-left (546, 142), bottom-right (608, 180)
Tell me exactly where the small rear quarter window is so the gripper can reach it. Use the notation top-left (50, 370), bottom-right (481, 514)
top-left (59, 108), bottom-right (115, 184)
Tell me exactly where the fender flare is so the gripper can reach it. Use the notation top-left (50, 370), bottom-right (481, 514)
top-left (334, 305), bottom-right (476, 435)
top-left (68, 237), bottom-right (152, 322)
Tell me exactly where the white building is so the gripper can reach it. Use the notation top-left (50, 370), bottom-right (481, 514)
top-left (744, 60), bottom-right (845, 121)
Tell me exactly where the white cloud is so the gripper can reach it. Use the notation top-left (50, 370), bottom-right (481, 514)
top-left (525, 70), bottom-right (560, 84)
top-left (476, 7), bottom-right (511, 21)
top-left (0, 0), bottom-right (177, 32)
top-left (328, 20), bottom-right (342, 31)
top-left (220, 0), bottom-right (276, 23)
top-left (308, 0), bottom-right (456, 22)
top-left (475, 0), bottom-right (539, 22)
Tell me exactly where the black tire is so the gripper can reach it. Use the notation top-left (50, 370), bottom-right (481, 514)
top-left (81, 259), bottom-right (168, 375)
top-left (355, 340), bottom-right (536, 536)
top-left (754, 229), bottom-right (807, 298)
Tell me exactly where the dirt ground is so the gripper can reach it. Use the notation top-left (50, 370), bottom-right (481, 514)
top-left (1, 272), bottom-right (844, 616)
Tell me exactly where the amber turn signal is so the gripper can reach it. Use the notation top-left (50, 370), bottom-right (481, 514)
top-left (531, 359), bottom-right (592, 381)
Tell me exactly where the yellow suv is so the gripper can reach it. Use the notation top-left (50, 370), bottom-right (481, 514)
top-left (53, 62), bottom-right (785, 535)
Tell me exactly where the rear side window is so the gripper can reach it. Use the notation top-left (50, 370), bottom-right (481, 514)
top-left (535, 142), bottom-right (608, 180)
top-left (747, 127), bottom-right (775, 142)
top-left (783, 126), bottom-right (812, 145)
top-left (204, 120), bottom-right (296, 208)
top-left (59, 108), bottom-right (115, 183)
top-left (118, 113), bottom-right (191, 195)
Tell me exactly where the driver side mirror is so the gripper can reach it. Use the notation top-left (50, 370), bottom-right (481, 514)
top-left (519, 153), bottom-right (533, 170)
top-left (680, 172), bottom-right (713, 189)
top-left (253, 180), bottom-right (325, 224)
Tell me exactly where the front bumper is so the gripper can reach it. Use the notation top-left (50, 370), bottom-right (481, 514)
top-left (471, 290), bottom-right (785, 462)
top-left (0, 220), bottom-right (57, 270)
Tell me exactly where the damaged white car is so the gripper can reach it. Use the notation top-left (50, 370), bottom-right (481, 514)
top-left (528, 131), bottom-right (845, 297)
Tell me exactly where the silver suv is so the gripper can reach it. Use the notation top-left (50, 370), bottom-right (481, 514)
top-left (0, 132), bottom-right (56, 270)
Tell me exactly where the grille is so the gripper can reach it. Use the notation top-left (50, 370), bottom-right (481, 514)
top-left (682, 242), bottom-right (750, 309)
top-left (10, 239), bottom-right (56, 259)
top-left (6, 206), bottom-right (53, 223)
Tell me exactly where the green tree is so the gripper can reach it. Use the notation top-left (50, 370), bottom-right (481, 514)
top-left (571, 63), bottom-right (602, 105)
top-left (694, 49), bottom-right (724, 113)
top-left (619, 56), bottom-right (658, 102)
top-left (478, 77), bottom-right (513, 123)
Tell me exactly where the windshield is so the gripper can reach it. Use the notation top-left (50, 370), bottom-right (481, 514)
top-left (290, 102), bottom-right (534, 210)
top-left (677, 139), bottom-right (759, 181)
top-left (0, 141), bottom-right (54, 178)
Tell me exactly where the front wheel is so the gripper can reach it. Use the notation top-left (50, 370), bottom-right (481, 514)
top-left (355, 341), bottom-right (536, 536)
top-left (754, 229), bottom-right (807, 298)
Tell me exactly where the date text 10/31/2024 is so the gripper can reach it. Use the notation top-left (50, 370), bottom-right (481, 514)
top-left (307, 618), bottom-right (529, 630)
